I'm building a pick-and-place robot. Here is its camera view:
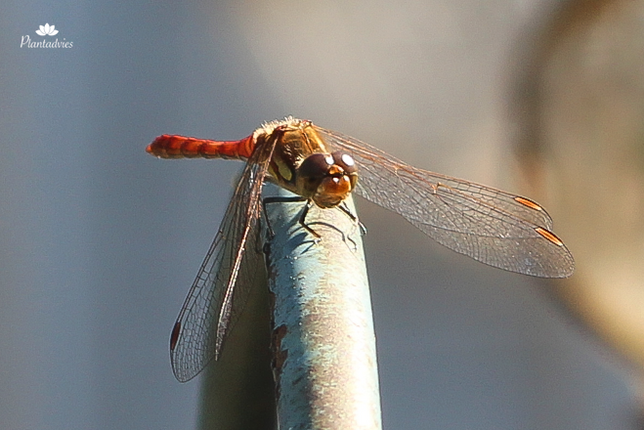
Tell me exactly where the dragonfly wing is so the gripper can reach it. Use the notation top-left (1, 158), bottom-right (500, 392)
top-left (169, 136), bottom-right (276, 382)
top-left (317, 127), bottom-right (574, 278)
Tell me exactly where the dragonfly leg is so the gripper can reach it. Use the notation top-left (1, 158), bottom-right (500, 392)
top-left (262, 195), bottom-right (322, 241)
top-left (263, 196), bottom-right (361, 243)
top-left (338, 202), bottom-right (367, 236)
top-left (297, 200), bottom-right (322, 242)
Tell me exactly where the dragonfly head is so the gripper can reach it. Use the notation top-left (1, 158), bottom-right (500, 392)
top-left (296, 151), bottom-right (358, 208)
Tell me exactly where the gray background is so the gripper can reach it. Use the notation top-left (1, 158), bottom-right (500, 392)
top-left (1, 1), bottom-right (639, 429)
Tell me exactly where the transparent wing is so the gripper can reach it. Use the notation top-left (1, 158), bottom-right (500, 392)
top-left (317, 126), bottom-right (574, 278)
top-left (169, 137), bottom-right (275, 382)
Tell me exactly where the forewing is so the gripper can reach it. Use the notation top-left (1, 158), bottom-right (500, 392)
top-left (169, 137), bottom-right (275, 382)
top-left (317, 126), bottom-right (574, 278)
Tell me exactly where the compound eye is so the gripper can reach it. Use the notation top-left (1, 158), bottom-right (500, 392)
top-left (298, 153), bottom-right (334, 181)
top-left (331, 151), bottom-right (357, 174)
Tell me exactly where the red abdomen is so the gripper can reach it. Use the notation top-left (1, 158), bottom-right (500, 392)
top-left (146, 134), bottom-right (255, 160)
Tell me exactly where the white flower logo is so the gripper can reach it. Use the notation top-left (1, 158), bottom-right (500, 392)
top-left (35, 23), bottom-right (59, 36)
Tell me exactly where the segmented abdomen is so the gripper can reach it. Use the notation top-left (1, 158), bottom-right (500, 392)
top-left (146, 134), bottom-right (255, 160)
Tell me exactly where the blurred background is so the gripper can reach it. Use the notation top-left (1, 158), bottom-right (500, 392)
top-left (2, 0), bottom-right (644, 429)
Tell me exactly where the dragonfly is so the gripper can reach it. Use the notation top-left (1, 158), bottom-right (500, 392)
top-left (147, 116), bottom-right (574, 382)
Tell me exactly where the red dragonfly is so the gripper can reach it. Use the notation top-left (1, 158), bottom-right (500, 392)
top-left (147, 117), bottom-right (574, 382)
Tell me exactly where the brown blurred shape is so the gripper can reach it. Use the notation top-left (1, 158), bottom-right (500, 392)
top-left (513, 0), bottom-right (644, 406)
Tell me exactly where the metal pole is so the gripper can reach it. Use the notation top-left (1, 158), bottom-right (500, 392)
top-left (263, 182), bottom-right (382, 430)
top-left (198, 251), bottom-right (276, 430)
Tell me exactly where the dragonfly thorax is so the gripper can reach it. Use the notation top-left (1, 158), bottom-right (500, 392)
top-left (259, 119), bottom-right (359, 208)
